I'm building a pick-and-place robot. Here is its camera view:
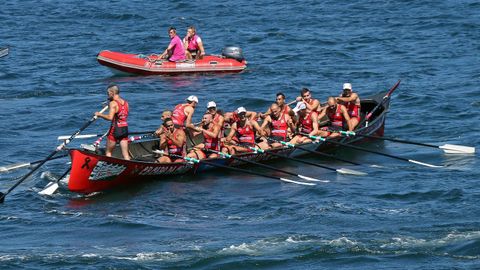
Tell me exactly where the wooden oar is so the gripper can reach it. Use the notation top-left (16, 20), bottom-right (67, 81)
top-left (359, 80), bottom-right (401, 127)
top-left (206, 149), bottom-right (329, 182)
top-left (167, 153), bottom-right (316, 186)
top-left (336, 130), bottom-right (475, 154)
top-left (0, 154), bottom-right (68, 173)
top-left (38, 168), bottom-right (70, 195)
top-left (242, 146), bottom-right (366, 176)
top-left (300, 133), bottom-right (443, 168)
top-left (0, 105), bottom-right (108, 203)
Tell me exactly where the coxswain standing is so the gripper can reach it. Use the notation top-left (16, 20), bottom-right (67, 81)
top-left (156, 118), bottom-right (186, 163)
top-left (336, 83), bottom-right (361, 131)
top-left (95, 85), bottom-right (130, 160)
top-left (289, 102), bottom-right (320, 144)
top-left (187, 113), bottom-right (221, 159)
top-left (317, 97), bottom-right (351, 138)
top-left (261, 103), bottom-right (295, 148)
top-left (223, 107), bottom-right (267, 154)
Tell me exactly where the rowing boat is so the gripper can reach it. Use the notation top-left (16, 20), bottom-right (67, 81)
top-left (67, 86), bottom-right (393, 194)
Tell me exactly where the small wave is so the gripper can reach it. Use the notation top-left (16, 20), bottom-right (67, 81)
top-left (110, 252), bottom-right (177, 262)
top-left (376, 188), bottom-right (464, 202)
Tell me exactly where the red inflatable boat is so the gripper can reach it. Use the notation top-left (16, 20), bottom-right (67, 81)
top-left (97, 47), bottom-right (247, 75)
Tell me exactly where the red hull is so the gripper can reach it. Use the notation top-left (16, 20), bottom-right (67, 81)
top-left (68, 149), bottom-right (193, 194)
top-left (97, 50), bottom-right (247, 75)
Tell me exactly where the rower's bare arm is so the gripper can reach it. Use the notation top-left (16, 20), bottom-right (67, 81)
top-left (260, 116), bottom-right (270, 130)
top-left (173, 130), bottom-right (186, 147)
top-left (310, 99), bottom-right (320, 111)
top-left (185, 107), bottom-right (195, 129)
top-left (216, 115), bottom-right (225, 128)
top-left (252, 121), bottom-right (265, 136)
top-left (311, 113), bottom-right (319, 135)
top-left (96, 101), bottom-right (117, 121)
top-left (202, 124), bottom-right (220, 138)
top-left (287, 115), bottom-right (296, 132)
top-left (247, 111), bottom-right (257, 121)
top-left (317, 109), bottom-right (326, 120)
top-left (337, 93), bottom-right (358, 103)
top-left (225, 123), bottom-right (237, 142)
top-left (341, 106), bottom-right (351, 122)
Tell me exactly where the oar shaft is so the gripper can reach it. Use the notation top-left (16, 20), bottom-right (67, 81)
top-left (248, 147), bottom-right (337, 172)
top-left (0, 105), bottom-right (108, 203)
top-left (344, 132), bottom-right (441, 149)
top-left (0, 154), bottom-right (69, 173)
top-left (209, 149), bottom-right (309, 177)
top-left (171, 154), bottom-right (314, 186)
top-left (268, 138), bottom-right (360, 166)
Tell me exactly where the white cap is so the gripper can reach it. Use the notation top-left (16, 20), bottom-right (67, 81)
top-left (292, 102), bottom-right (307, 113)
top-left (236, 106), bottom-right (247, 114)
top-left (343, 83), bottom-right (352, 90)
top-left (187, 95), bottom-right (199, 103)
top-left (207, 101), bottom-right (217, 108)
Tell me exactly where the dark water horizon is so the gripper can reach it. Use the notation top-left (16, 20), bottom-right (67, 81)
top-left (0, 0), bottom-right (479, 269)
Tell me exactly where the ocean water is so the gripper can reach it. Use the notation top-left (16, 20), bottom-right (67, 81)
top-left (0, 0), bottom-right (479, 269)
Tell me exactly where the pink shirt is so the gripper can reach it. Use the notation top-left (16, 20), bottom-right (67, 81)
top-left (168, 35), bottom-right (186, 61)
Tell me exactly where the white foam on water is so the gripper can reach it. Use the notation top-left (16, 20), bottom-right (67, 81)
top-left (381, 231), bottom-right (480, 249)
top-left (111, 252), bottom-right (177, 261)
top-left (81, 253), bottom-right (99, 258)
top-left (220, 243), bottom-right (258, 255)
top-left (227, 215), bottom-right (243, 220)
top-left (328, 236), bottom-right (358, 247)
top-left (0, 255), bottom-right (27, 261)
top-left (219, 235), bottom-right (315, 256)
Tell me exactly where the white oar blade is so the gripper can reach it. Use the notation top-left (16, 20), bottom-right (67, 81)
top-left (440, 144), bottom-right (475, 154)
top-left (0, 163), bottom-right (30, 173)
top-left (279, 178), bottom-right (316, 186)
top-left (408, 159), bottom-right (443, 168)
top-left (336, 168), bottom-right (368, 176)
top-left (298, 175), bottom-right (330, 183)
top-left (57, 134), bottom-right (99, 140)
top-left (38, 182), bottom-right (59, 195)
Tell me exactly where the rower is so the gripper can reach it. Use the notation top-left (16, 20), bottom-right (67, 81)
top-left (259, 92), bottom-right (295, 119)
top-left (156, 118), bottom-right (187, 163)
top-left (290, 102), bottom-right (319, 144)
top-left (223, 107), bottom-right (267, 155)
top-left (296, 88), bottom-right (320, 112)
top-left (154, 110), bottom-right (173, 136)
top-left (206, 101), bottom-right (225, 136)
top-left (317, 97), bottom-right (351, 138)
top-left (172, 95), bottom-right (198, 130)
top-left (187, 113), bottom-right (221, 159)
top-left (336, 83), bottom-right (361, 130)
top-left (224, 108), bottom-right (257, 128)
top-left (261, 103), bottom-right (295, 148)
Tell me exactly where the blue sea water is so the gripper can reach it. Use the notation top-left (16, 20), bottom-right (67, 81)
top-left (0, 0), bottom-right (479, 269)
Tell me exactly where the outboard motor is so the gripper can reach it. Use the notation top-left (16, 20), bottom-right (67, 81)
top-left (222, 46), bottom-right (244, 62)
